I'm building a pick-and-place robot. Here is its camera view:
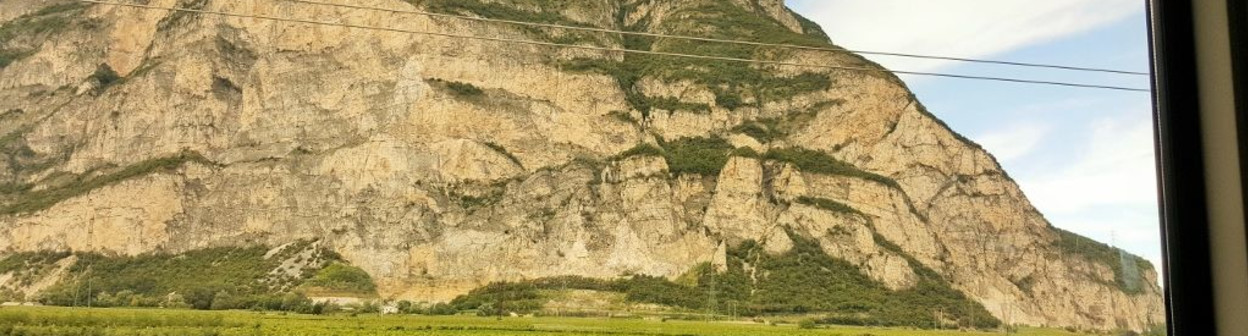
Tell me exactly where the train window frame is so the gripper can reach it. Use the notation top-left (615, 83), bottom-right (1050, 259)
top-left (1149, 0), bottom-right (1240, 334)
top-left (1231, 0), bottom-right (1248, 253)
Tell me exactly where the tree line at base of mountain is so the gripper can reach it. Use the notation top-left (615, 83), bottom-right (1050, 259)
top-left (0, 241), bottom-right (377, 313)
top-left (450, 229), bottom-right (1000, 330)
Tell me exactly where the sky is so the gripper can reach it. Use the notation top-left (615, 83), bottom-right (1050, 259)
top-left (785, 1), bottom-right (1162, 271)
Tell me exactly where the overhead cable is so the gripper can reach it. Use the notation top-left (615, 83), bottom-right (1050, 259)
top-left (76, 0), bottom-right (1152, 93)
top-left (282, 0), bottom-right (1152, 76)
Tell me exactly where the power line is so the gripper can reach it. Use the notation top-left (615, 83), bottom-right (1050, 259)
top-left (78, 0), bottom-right (1150, 93)
top-left (281, 0), bottom-right (1152, 76)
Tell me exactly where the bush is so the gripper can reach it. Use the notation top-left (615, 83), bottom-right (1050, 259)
top-left (446, 81), bottom-right (484, 97)
top-left (613, 137), bottom-right (737, 176)
top-left (353, 301), bottom-right (381, 314)
top-left (396, 300), bottom-right (415, 314)
top-left (731, 122), bottom-right (778, 143)
top-left (425, 303), bottom-right (459, 315)
top-left (661, 137), bottom-right (735, 176)
top-left (0, 49), bottom-right (28, 69)
top-left (714, 91), bottom-right (744, 110)
top-left (763, 147), bottom-right (900, 188)
top-left (301, 263), bottom-right (377, 295)
top-left (426, 78), bottom-right (485, 97)
top-left (615, 143), bottom-right (664, 160)
top-left (796, 197), bottom-right (864, 216)
top-left (88, 64), bottom-right (121, 91)
top-left (208, 291), bottom-right (240, 311)
top-left (798, 319), bottom-right (817, 329)
top-left (475, 303), bottom-right (505, 316)
top-left (731, 147), bottom-right (761, 159)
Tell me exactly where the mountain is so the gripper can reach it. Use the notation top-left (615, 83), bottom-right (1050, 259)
top-left (0, 0), bottom-right (1163, 331)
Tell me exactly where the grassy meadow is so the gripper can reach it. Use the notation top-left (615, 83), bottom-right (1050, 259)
top-left (0, 306), bottom-right (1104, 336)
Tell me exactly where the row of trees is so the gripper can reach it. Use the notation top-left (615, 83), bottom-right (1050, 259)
top-left (53, 290), bottom-right (337, 315)
top-left (0, 243), bottom-right (376, 314)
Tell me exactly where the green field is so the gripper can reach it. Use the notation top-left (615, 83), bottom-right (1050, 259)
top-left (0, 306), bottom-right (1102, 336)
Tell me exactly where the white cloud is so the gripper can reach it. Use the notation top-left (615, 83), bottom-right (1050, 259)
top-left (972, 123), bottom-right (1051, 163)
top-left (1018, 115), bottom-right (1157, 214)
top-left (787, 0), bottom-right (1144, 72)
top-left (1013, 113), bottom-right (1162, 267)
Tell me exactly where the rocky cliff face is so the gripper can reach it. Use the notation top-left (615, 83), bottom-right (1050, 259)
top-left (0, 0), bottom-right (1164, 331)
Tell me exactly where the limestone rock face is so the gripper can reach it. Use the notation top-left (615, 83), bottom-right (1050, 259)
top-left (0, 0), bottom-right (1163, 331)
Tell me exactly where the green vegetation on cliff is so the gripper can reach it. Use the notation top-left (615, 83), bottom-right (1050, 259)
top-left (0, 49), bottom-right (29, 69)
top-left (661, 137), bottom-right (737, 176)
top-left (614, 138), bottom-right (900, 189)
top-left (731, 118), bottom-right (785, 143)
top-left (451, 230), bottom-right (1000, 330)
top-left (728, 99), bottom-right (843, 144)
top-left (0, 3), bottom-right (93, 68)
top-left (558, 2), bottom-right (834, 117)
top-left (796, 196), bottom-right (864, 217)
top-left (616, 137), bottom-right (736, 176)
top-left (0, 3), bottom-right (90, 42)
top-left (483, 142), bottom-right (524, 168)
top-left (615, 143), bottom-right (665, 160)
top-left (407, 0), bottom-right (841, 118)
top-left (763, 147), bottom-right (901, 188)
top-left (409, 0), bottom-right (586, 26)
top-left (1054, 228), bottom-right (1153, 295)
top-left (429, 78), bottom-right (486, 98)
top-left (0, 151), bottom-right (215, 215)
top-left (87, 64), bottom-right (121, 93)
top-left (406, 0), bottom-right (603, 44)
